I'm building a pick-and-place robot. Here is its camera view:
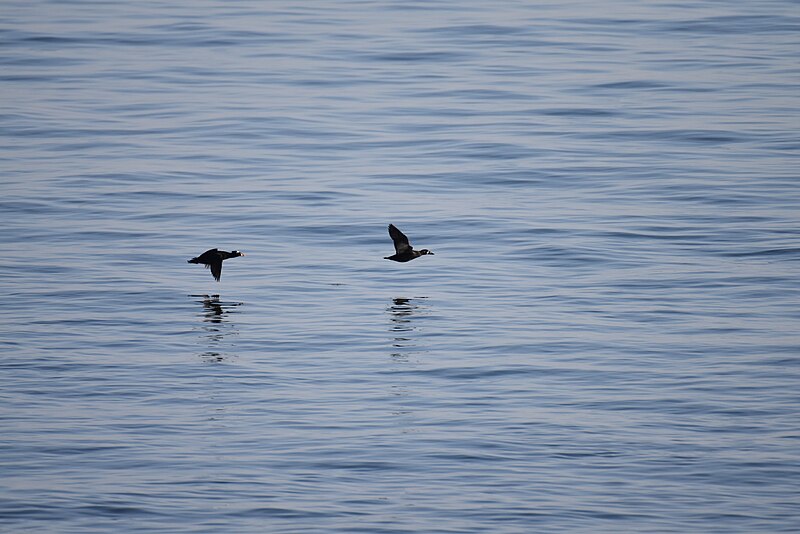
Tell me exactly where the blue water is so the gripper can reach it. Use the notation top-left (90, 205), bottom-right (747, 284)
top-left (2, 0), bottom-right (799, 532)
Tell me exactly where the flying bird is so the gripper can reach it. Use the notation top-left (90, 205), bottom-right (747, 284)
top-left (384, 224), bottom-right (434, 262)
top-left (188, 248), bottom-right (244, 281)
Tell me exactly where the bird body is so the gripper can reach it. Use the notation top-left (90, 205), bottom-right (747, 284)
top-left (188, 248), bottom-right (244, 281)
top-left (384, 224), bottom-right (434, 262)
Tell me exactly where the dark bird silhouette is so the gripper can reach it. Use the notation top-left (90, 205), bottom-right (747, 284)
top-left (187, 249), bottom-right (244, 281)
top-left (384, 224), bottom-right (434, 262)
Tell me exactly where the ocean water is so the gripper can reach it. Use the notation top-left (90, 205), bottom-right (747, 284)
top-left (1, 0), bottom-right (799, 532)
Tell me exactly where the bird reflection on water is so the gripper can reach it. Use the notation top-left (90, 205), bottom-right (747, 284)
top-left (387, 297), bottom-right (428, 362)
top-left (189, 294), bottom-right (242, 362)
top-left (386, 297), bottom-right (430, 423)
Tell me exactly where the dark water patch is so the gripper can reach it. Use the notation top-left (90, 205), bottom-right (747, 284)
top-left (426, 141), bottom-right (534, 161)
top-left (270, 190), bottom-right (362, 205)
top-left (507, 244), bottom-right (621, 267)
top-left (422, 23), bottom-right (531, 36)
top-left (0, 199), bottom-right (61, 214)
top-left (381, 1), bottom-right (479, 13)
top-left (0, 56), bottom-right (88, 67)
top-left (146, 23), bottom-right (310, 46)
top-left (35, 444), bottom-right (130, 456)
top-left (0, 503), bottom-right (77, 521)
top-left (16, 31), bottom-right (272, 50)
top-left (590, 80), bottom-right (671, 91)
top-left (661, 15), bottom-right (800, 35)
top-left (540, 107), bottom-right (619, 117)
top-left (412, 88), bottom-right (534, 101)
top-left (363, 50), bottom-right (473, 63)
top-left (2, 125), bottom-right (168, 139)
top-left (582, 228), bottom-right (713, 244)
top-left (234, 506), bottom-right (337, 519)
top-left (485, 169), bottom-right (552, 186)
top-left (74, 503), bottom-right (168, 518)
top-left (594, 128), bottom-right (747, 145)
top-left (721, 247), bottom-right (800, 259)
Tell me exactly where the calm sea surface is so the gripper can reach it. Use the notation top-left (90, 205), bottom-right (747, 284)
top-left (1, 0), bottom-right (799, 532)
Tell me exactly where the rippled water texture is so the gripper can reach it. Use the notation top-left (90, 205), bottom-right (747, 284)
top-left (1, 0), bottom-right (799, 532)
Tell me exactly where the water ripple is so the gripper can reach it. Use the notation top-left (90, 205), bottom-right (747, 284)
top-left (1, 1), bottom-right (798, 533)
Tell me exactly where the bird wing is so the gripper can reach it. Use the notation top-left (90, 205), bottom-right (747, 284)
top-left (196, 248), bottom-right (219, 263)
top-left (209, 258), bottom-right (223, 281)
top-left (388, 224), bottom-right (411, 254)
